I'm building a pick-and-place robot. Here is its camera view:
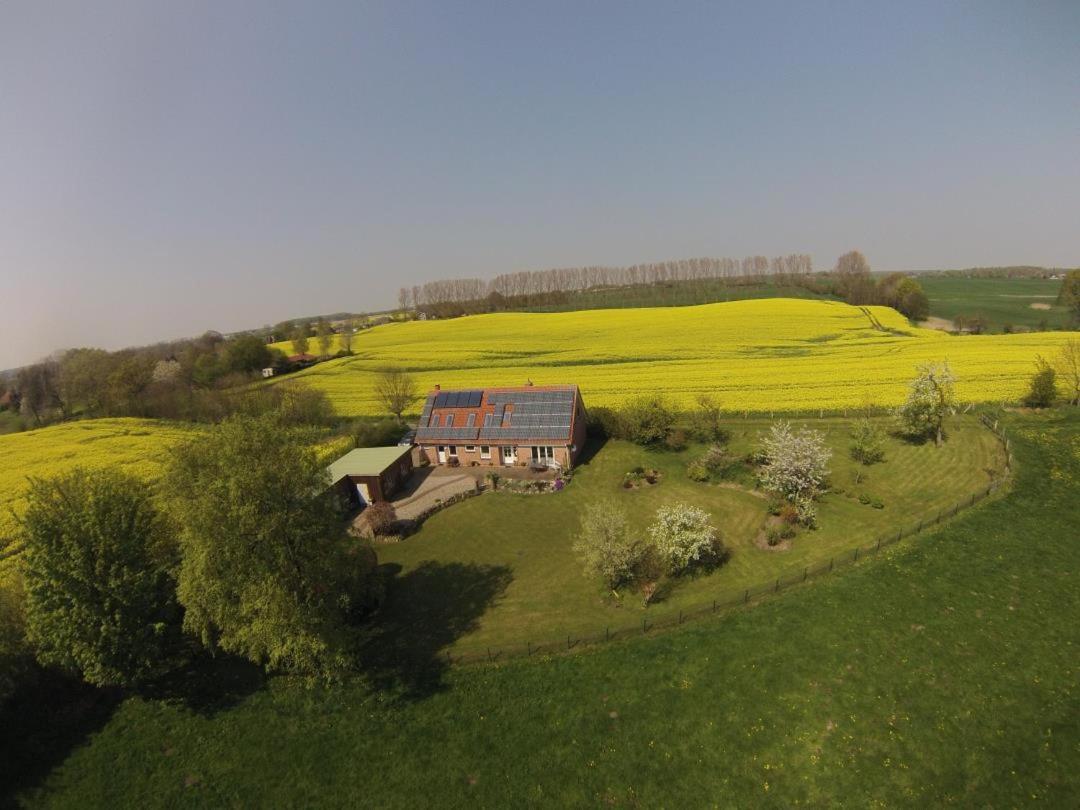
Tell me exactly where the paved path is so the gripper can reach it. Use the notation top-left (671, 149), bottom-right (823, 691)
top-left (391, 471), bottom-right (477, 521)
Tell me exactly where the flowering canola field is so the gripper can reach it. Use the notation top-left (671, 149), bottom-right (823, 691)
top-left (0, 419), bottom-right (201, 555)
top-left (272, 299), bottom-right (1074, 416)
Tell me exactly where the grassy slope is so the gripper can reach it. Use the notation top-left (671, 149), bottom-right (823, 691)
top-left (15, 411), bottom-right (1078, 808)
top-left (266, 299), bottom-right (1075, 416)
top-left (376, 416), bottom-right (1004, 651)
top-left (919, 275), bottom-right (1070, 332)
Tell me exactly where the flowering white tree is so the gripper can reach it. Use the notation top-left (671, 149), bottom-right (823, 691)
top-left (648, 503), bottom-right (722, 574)
top-left (758, 421), bottom-right (832, 500)
top-left (573, 501), bottom-right (645, 589)
top-left (897, 361), bottom-right (956, 446)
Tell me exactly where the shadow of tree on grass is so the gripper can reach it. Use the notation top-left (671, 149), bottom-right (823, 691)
top-left (357, 561), bottom-right (512, 700)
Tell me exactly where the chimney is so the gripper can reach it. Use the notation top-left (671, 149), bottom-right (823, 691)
top-left (434, 384), bottom-right (441, 391)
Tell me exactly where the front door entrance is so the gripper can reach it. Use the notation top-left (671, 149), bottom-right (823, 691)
top-left (502, 446), bottom-right (515, 465)
top-left (437, 446), bottom-right (447, 463)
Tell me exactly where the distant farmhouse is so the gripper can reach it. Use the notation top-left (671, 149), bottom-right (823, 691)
top-left (415, 384), bottom-right (587, 470)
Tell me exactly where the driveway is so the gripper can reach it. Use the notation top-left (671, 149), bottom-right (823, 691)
top-left (390, 466), bottom-right (478, 521)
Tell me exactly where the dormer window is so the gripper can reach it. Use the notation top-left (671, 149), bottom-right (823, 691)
top-left (445, 414), bottom-right (454, 427)
top-left (466, 413), bottom-right (476, 427)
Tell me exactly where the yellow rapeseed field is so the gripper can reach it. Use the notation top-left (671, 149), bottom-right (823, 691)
top-left (270, 299), bottom-right (1075, 416)
top-left (0, 418), bottom-right (201, 553)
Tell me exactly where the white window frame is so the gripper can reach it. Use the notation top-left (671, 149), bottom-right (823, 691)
top-left (448, 445), bottom-right (458, 457)
top-left (480, 446), bottom-right (491, 459)
top-left (464, 445), bottom-right (476, 452)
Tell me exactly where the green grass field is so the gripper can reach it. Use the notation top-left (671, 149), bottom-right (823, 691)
top-left (7, 409), bottom-right (1076, 807)
top-left (917, 275), bottom-right (1071, 332)
top-left (376, 415), bottom-right (1005, 652)
top-left (267, 298), bottom-right (1076, 416)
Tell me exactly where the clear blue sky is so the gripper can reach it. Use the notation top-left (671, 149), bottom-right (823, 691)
top-left (1, 1), bottom-right (1077, 369)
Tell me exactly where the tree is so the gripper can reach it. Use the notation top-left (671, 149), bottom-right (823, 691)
top-left (689, 393), bottom-right (728, 442)
top-left (16, 361), bottom-right (64, 425)
top-left (20, 469), bottom-right (180, 687)
top-left (165, 414), bottom-right (374, 676)
top-left (850, 418), bottom-right (886, 465)
top-left (1058, 269), bottom-right (1080, 322)
top-left (1055, 339), bottom-right (1080, 405)
top-left (224, 335), bottom-right (273, 374)
top-left (1023, 356), bottom-right (1057, 408)
top-left (316, 319), bottom-right (334, 356)
top-left (619, 395), bottom-right (676, 446)
top-left (647, 503), bottom-right (723, 575)
top-left (572, 501), bottom-right (645, 589)
top-left (105, 354), bottom-right (156, 414)
top-left (893, 277), bottom-right (930, 320)
top-left (340, 320), bottom-right (354, 353)
top-left (897, 362), bottom-right (956, 446)
top-left (0, 576), bottom-right (29, 707)
top-left (834, 250), bottom-right (874, 303)
top-left (758, 421), bottom-right (832, 499)
top-left (58, 348), bottom-right (113, 415)
top-left (291, 324), bottom-right (310, 356)
top-left (374, 367), bottom-right (418, 422)
top-left (398, 287), bottom-right (410, 312)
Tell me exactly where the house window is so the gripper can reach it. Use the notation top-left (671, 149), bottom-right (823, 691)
top-left (480, 446), bottom-right (491, 459)
top-left (483, 413), bottom-right (493, 427)
top-left (429, 413), bottom-right (438, 427)
top-left (502, 408), bottom-right (512, 427)
top-left (466, 413), bottom-right (476, 427)
top-left (448, 446), bottom-right (458, 457)
top-left (532, 446), bottom-right (555, 464)
top-left (464, 446), bottom-right (476, 452)
top-left (445, 414), bottom-right (454, 427)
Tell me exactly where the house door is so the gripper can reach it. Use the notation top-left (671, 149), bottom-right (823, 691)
top-left (501, 446), bottom-right (515, 465)
top-left (531, 446), bottom-right (555, 466)
top-left (437, 446), bottom-right (447, 463)
top-left (355, 482), bottom-right (370, 505)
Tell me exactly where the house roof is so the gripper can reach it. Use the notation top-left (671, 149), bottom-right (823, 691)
top-left (415, 385), bottom-right (582, 444)
top-left (327, 446), bottom-right (411, 483)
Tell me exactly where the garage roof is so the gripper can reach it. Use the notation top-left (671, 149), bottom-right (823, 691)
top-left (327, 446), bottom-right (411, 483)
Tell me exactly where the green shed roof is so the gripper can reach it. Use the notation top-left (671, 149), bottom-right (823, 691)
top-left (327, 446), bottom-right (411, 483)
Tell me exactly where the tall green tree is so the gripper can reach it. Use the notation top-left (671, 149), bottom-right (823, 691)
top-left (897, 361), bottom-right (956, 446)
top-left (224, 334), bottom-right (273, 374)
top-left (291, 324), bottom-right (310, 356)
top-left (21, 469), bottom-right (181, 688)
top-left (316, 319), bottom-right (334, 356)
top-left (165, 414), bottom-right (375, 677)
top-left (1057, 269), bottom-right (1080, 322)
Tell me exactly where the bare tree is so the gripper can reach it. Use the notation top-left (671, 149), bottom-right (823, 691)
top-left (398, 287), bottom-right (410, 313)
top-left (835, 250), bottom-right (873, 303)
top-left (316, 319), bottom-right (333, 357)
top-left (1056, 339), bottom-right (1080, 405)
top-left (340, 320), bottom-right (354, 353)
top-left (374, 367), bottom-right (418, 422)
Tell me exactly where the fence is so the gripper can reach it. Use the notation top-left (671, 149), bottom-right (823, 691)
top-left (439, 412), bottom-right (1015, 667)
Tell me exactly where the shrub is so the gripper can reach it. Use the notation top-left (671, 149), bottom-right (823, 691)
top-left (780, 524), bottom-right (796, 539)
top-left (758, 421), bottom-right (832, 500)
top-left (778, 504), bottom-right (800, 525)
top-left (766, 495), bottom-right (784, 516)
top-left (572, 501), bottom-right (647, 589)
top-left (850, 418), bottom-right (886, 465)
top-left (664, 429), bottom-right (688, 452)
top-left (619, 395), bottom-right (676, 446)
top-left (793, 495), bottom-right (818, 529)
top-left (354, 419), bottom-right (407, 448)
top-left (870, 497), bottom-right (885, 509)
top-left (689, 394), bottom-right (730, 443)
top-left (702, 444), bottom-right (729, 473)
top-left (858, 493), bottom-right (871, 505)
top-left (648, 503), bottom-right (724, 575)
top-left (485, 471), bottom-right (500, 491)
top-left (363, 502), bottom-right (397, 536)
top-left (686, 459), bottom-right (709, 481)
top-left (765, 527), bottom-right (783, 546)
top-left (1023, 356), bottom-right (1057, 408)
top-left (587, 406), bottom-right (622, 439)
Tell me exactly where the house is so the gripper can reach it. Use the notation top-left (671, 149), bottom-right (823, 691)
top-left (327, 446), bottom-right (414, 508)
top-left (415, 384), bottom-right (587, 470)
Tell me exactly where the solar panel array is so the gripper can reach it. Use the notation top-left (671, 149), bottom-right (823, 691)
top-left (415, 387), bottom-right (577, 444)
top-left (432, 389), bottom-right (483, 408)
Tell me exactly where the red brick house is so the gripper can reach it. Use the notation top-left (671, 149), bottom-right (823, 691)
top-left (415, 385), bottom-right (587, 470)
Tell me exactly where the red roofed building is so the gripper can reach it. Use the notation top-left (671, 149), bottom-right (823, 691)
top-left (414, 384), bottom-right (587, 470)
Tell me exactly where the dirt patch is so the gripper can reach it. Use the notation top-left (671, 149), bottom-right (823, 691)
top-left (919, 316), bottom-right (955, 331)
top-left (1029, 302), bottom-right (1052, 310)
top-left (754, 515), bottom-right (792, 552)
top-left (715, 481), bottom-right (768, 499)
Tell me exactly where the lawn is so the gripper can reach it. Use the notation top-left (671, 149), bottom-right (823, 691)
top-left (266, 298), bottom-right (1075, 416)
top-left (374, 415), bottom-right (1006, 652)
top-left (918, 274), bottom-right (1071, 332)
top-left (6, 409), bottom-right (1077, 808)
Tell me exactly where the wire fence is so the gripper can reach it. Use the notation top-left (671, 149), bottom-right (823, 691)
top-left (440, 412), bottom-right (1014, 667)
